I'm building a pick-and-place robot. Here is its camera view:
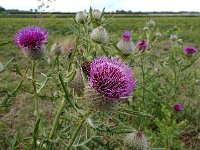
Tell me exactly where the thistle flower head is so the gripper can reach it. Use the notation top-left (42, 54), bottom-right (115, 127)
top-left (184, 46), bottom-right (197, 55)
top-left (124, 131), bottom-right (149, 150)
top-left (122, 31), bottom-right (132, 41)
top-left (136, 40), bottom-right (148, 52)
top-left (170, 34), bottom-right (178, 41)
top-left (89, 56), bottom-right (136, 100)
top-left (75, 11), bottom-right (88, 23)
top-left (93, 9), bottom-right (102, 20)
top-left (90, 26), bottom-right (108, 43)
top-left (14, 26), bottom-right (48, 50)
top-left (173, 102), bottom-right (183, 112)
top-left (148, 19), bottom-right (156, 26)
top-left (117, 31), bottom-right (134, 54)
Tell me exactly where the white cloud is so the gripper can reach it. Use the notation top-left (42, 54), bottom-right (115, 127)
top-left (0, 0), bottom-right (200, 12)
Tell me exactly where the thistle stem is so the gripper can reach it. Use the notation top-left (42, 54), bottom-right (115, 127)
top-left (49, 98), bottom-right (66, 139)
top-left (67, 111), bottom-right (90, 149)
top-left (141, 54), bottom-right (145, 104)
top-left (32, 60), bottom-right (39, 117)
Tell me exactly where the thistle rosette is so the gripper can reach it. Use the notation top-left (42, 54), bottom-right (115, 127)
top-left (75, 11), bottom-right (88, 24)
top-left (136, 40), bottom-right (148, 52)
top-left (90, 26), bottom-right (108, 44)
top-left (117, 31), bottom-right (134, 54)
top-left (124, 131), bottom-right (149, 150)
top-left (14, 26), bottom-right (48, 60)
top-left (84, 56), bottom-right (136, 111)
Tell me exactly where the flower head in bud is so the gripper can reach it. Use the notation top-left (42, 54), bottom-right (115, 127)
top-left (122, 31), bottom-right (132, 41)
top-left (183, 46), bottom-right (197, 55)
top-left (173, 102), bottom-right (183, 112)
top-left (143, 27), bottom-right (149, 31)
top-left (75, 11), bottom-right (88, 23)
top-left (50, 42), bottom-right (64, 55)
top-left (69, 69), bottom-right (84, 96)
top-left (136, 40), bottom-right (148, 52)
top-left (117, 31), bottom-right (134, 54)
top-left (155, 32), bottom-right (162, 37)
top-left (124, 131), bottom-right (148, 150)
top-left (14, 26), bottom-right (48, 60)
top-left (93, 9), bottom-right (102, 20)
top-left (170, 34), bottom-right (178, 41)
top-left (148, 19), bottom-right (156, 26)
top-left (90, 26), bottom-right (108, 43)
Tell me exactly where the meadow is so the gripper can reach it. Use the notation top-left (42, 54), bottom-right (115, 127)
top-left (0, 13), bottom-right (200, 149)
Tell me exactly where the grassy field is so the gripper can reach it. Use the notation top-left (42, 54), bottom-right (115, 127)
top-left (0, 16), bottom-right (200, 149)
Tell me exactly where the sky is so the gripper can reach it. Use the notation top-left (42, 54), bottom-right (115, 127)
top-left (0, 0), bottom-right (200, 12)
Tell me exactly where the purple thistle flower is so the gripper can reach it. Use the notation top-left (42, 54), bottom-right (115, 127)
top-left (173, 102), bottom-right (183, 112)
top-left (136, 39), bottom-right (148, 52)
top-left (89, 56), bottom-right (136, 100)
top-left (122, 31), bottom-right (132, 41)
top-left (14, 26), bottom-right (48, 50)
top-left (184, 46), bottom-right (197, 55)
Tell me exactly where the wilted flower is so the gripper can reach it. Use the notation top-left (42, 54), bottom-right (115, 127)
top-left (124, 131), bottom-right (149, 150)
top-left (92, 9), bottom-right (102, 20)
top-left (75, 11), bottom-right (88, 23)
top-left (84, 56), bottom-right (136, 111)
top-left (14, 26), bottom-right (48, 60)
top-left (62, 38), bottom-right (75, 54)
top-left (117, 31), bottom-right (134, 54)
top-left (136, 40), bottom-right (148, 52)
top-left (90, 26), bottom-right (108, 43)
top-left (50, 42), bottom-right (64, 55)
top-left (148, 19), bottom-right (156, 26)
top-left (183, 46), bottom-right (197, 55)
top-left (170, 34), bottom-right (178, 41)
top-left (173, 102), bottom-right (183, 112)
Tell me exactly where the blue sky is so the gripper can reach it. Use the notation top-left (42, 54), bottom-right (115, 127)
top-left (0, 0), bottom-right (200, 12)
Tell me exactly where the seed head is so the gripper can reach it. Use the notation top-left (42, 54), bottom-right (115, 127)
top-left (90, 26), bottom-right (108, 43)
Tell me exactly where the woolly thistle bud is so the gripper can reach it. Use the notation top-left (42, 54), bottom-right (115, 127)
top-left (155, 32), bottom-right (162, 38)
top-left (83, 56), bottom-right (136, 111)
top-left (117, 31), bottom-right (134, 54)
top-left (69, 69), bottom-right (84, 96)
top-left (50, 42), bottom-right (64, 56)
top-left (196, 79), bottom-right (200, 86)
top-left (147, 20), bottom-right (156, 27)
top-left (75, 11), bottom-right (88, 24)
top-left (136, 40), bottom-right (148, 52)
top-left (143, 27), bottom-right (149, 31)
top-left (90, 26), bottom-right (108, 44)
top-left (124, 131), bottom-right (149, 150)
top-left (14, 26), bottom-right (48, 60)
top-left (92, 9), bottom-right (102, 20)
top-left (170, 34), bottom-right (178, 41)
